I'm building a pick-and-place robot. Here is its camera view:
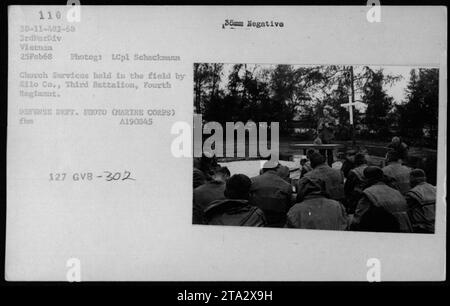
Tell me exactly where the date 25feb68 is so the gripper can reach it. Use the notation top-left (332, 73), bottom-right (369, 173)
top-left (49, 171), bottom-right (135, 182)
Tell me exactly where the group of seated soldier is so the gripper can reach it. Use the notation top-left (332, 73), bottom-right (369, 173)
top-left (193, 145), bottom-right (436, 233)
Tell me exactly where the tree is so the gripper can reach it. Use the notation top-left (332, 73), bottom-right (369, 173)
top-left (398, 68), bottom-right (439, 146)
top-left (193, 63), bottom-right (210, 114)
top-left (194, 64), bottom-right (404, 141)
top-left (209, 63), bottom-right (223, 101)
top-left (362, 69), bottom-right (394, 139)
top-left (193, 63), bottom-right (224, 114)
top-left (270, 65), bottom-right (313, 133)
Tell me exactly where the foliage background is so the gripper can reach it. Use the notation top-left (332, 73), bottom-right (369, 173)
top-left (194, 64), bottom-right (439, 149)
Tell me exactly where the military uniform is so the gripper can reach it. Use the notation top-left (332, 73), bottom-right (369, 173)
top-left (353, 182), bottom-right (412, 232)
top-left (286, 195), bottom-right (348, 230)
top-left (193, 180), bottom-right (226, 224)
top-left (250, 170), bottom-right (293, 227)
top-left (406, 182), bottom-right (436, 233)
top-left (382, 162), bottom-right (411, 195)
top-left (204, 199), bottom-right (266, 227)
top-left (344, 164), bottom-right (368, 214)
top-left (299, 164), bottom-right (345, 202)
top-left (317, 115), bottom-right (336, 167)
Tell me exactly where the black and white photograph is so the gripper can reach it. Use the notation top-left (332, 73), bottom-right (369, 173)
top-left (193, 63), bottom-right (439, 233)
top-left (4, 4), bottom-right (446, 284)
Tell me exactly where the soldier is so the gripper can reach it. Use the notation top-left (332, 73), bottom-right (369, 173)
top-left (204, 174), bottom-right (266, 227)
top-left (331, 152), bottom-right (346, 171)
top-left (286, 177), bottom-right (348, 230)
top-left (387, 136), bottom-right (409, 163)
top-left (276, 165), bottom-right (291, 184)
top-left (299, 149), bottom-right (315, 178)
top-left (193, 157), bottom-right (206, 189)
top-left (382, 150), bottom-right (411, 195)
top-left (352, 166), bottom-right (412, 232)
top-left (317, 105), bottom-right (338, 166)
top-left (344, 153), bottom-right (368, 214)
top-left (193, 153), bottom-right (220, 188)
top-left (405, 169), bottom-right (436, 233)
top-left (341, 149), bottom-right (357, 179)
top-left (193, 167), bottom-right (230, 224)
top-left (298, 151), bottom-right (345, 203)
top-left (250, 160), bottom-right (293, 227)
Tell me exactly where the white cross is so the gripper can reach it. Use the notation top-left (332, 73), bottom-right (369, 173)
top-left (340, 96), bottom-right (359, 125)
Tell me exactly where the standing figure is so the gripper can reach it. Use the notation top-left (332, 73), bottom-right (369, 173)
top-left (317, 105), bottom-right (338, 166)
